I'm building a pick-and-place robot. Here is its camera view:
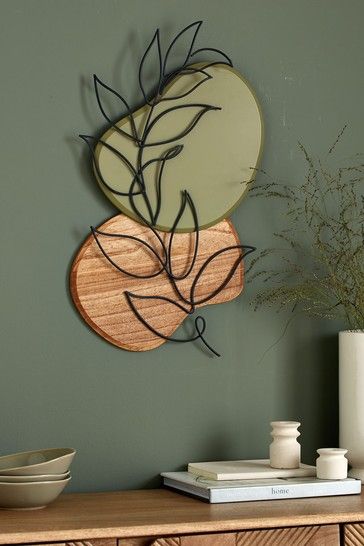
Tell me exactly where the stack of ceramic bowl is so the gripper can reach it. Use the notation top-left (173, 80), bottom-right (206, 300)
top-left (0, 447), bottom-right (75, 510)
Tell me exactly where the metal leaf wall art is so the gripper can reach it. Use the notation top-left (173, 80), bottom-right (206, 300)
top-left (70, 22), bottom-right (263, 356)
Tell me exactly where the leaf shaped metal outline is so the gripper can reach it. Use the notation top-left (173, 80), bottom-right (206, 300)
top-left (93, 75), bottom-right (140, 143)
top-left (79, 134), bottom-right (142, 196)
top-left (190, 245), bottom-right (256, 306)
top-left (91, 226), bottom-right (166, 280)
top-left (167, 191), bottom-right (199, 281)
top-left (138, 29), bottom-right (162, 105)
top-left (124, 292), bottom-right (220, 356)
top-left (162, 20), bottom-right (203, 76)
top-left (142, 103), bottom-right (221, 147)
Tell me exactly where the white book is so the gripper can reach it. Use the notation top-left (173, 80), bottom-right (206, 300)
top-left (188, 459), bottom-right (316, 480)
top-left (161, 472), bottom-right (361, 504)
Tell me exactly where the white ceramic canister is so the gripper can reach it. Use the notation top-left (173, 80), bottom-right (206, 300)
top-left (269, 421), bottom-right (301, 469)
top-left (339, 330), bottom-right (364, 482)
top-left (316, 448), bottom-right (348, 480)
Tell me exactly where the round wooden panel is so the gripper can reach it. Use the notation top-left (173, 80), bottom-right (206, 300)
top-left (70, 214), bottom-right (244, 352)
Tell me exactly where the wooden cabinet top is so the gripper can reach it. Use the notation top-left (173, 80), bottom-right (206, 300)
top-left (0, 488), bottom-right (364, 544)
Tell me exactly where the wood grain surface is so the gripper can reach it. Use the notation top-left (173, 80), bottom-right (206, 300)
top-left (70, 214), bottom-right (243, 351)
top-left (0, 489), bottom-right (363, 544)
top-left (235, 525), bottom-right (339, 545)
top-left (22, 541), bottom-right (115, 546)
top-left (145, 525), bottom-right (339, 545)
top-left (344, 523), bottom-right (364, 545)
top-left (118, 523), bottom-right (342, 546)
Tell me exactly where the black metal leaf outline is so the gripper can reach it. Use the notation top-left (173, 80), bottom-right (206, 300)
top-left (139, 144), bottom-right (184, 224)
top-left (93, 75), bottom-right (139, 143)
top-left (190, 245), bottom-right (256, 306)
top-left (124, 291), bottom-right (220, 356)
top-left (167, 191), bottom-right (199, 281)
top-left (159, 66), bottom-right (212, 102)
top-left (143, 103), bottom-right (221, 147)
top-left (190, 47), bottom-right (233, 67)
top-left (126, 146), bottom-right (184, 229)
top-left (138, 29), bottom-right (162, 104)
top-left (162, 20), bottom-right (203, 76)
top-left (91, 226), bottom-right (166, 280)
top-left (79, 134), bottom-right (142, 196)
top-left (159, 60), bottom-right (233, 102)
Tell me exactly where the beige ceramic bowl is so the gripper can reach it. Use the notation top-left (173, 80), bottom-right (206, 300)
top-left (0, 448), bottom-right (75, 476)
top-left (0, 476), bottom-right (71, 510)
top-left (0, 471), bottom-right (70, 483)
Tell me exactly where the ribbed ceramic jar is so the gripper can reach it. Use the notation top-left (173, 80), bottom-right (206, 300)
top-left (269, 421), bottom-right (301, 469)
top-left (339, 331), bottom-right (364, 482)
top-left (316, 448), bottom-right (348, 480)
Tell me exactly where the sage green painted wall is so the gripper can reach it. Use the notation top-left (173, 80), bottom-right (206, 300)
top-left (0, 0), bottom-right (362, 492)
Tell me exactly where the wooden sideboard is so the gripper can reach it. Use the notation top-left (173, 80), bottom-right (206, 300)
top-left (1, 489), bottom-right (364, 545)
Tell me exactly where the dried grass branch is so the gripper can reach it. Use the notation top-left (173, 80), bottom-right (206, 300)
top-left (249, 133), bottom-right (364, 330)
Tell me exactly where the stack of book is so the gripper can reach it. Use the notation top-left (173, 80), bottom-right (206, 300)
top-left (161, 459), bottom-right (361, 503)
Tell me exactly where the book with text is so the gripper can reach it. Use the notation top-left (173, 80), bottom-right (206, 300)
top-left (161, 472), bottom-right (361, 503)
top-left (188, 459), bottom-right (316, 480)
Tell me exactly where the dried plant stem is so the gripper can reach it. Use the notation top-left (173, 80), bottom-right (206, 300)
top-left (248, 134), bottom-right (364, 330)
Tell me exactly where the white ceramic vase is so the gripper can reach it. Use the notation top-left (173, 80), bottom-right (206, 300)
top-left (339, 330), bottom-right (364, 482)
top-left (316, 448), bottom-right (348, 480)
top-left (269, 421), bottom-right (301, 469)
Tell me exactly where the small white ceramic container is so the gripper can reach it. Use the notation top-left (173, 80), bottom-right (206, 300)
top-left (270, 421), bottom-right (301, 469)
top-left (316, 448), bottom-right (348, 480)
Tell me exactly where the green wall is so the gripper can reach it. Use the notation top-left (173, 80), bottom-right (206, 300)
top-left (0, 0), bottom-right (362, 492)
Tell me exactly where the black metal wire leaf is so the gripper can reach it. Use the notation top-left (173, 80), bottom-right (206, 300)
top-left (127, 178), bottom-right (157, 228)
top-left (150, 145), bottom-right (184, 224)
top-left (93, 75), bottom-right (139, 143)
top-left (167, 191), bottom-right (199, 281)
top-left (124, 145), bottom-right (183, 227)
top-left (190, 245), bottom-right (256, 306)
top-left (88, 142), bottom-right (183, 224)
top-left (91, 226), bottom-right (166, 280)
top-left (162, 20), bottom-right (202, 76)
top-left (159, 143), bottom-right (184, 160)
top-left (143, 103), bottom-right (221, 147)
top-left (125, 291), bottom-right (191, 315)
top-left (159, 66), bottom-right (212, 102)
top-left (125, 291), bottom-right (220, 357)
top-left (138, 28), bottom-right (162, 104)
top-left (79, 134), bottom-right (142, 196)
top-left (140, 143), bottom-right (183, 175)
top-left (190, 47), bottom-right (233, 67)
